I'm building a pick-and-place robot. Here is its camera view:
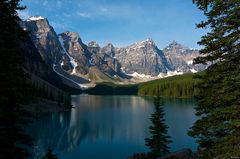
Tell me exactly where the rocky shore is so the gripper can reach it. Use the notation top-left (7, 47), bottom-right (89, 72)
top-left (129, 148), bottom-right (197, 159)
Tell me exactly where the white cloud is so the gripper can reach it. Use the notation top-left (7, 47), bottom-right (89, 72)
top-left (76, 12), bottom-right (91, 18)
top-left (99, 7), bottom-right (110, 13)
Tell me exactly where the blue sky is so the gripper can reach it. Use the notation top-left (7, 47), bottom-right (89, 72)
top-left (19, 0), bottom-right (206, 49)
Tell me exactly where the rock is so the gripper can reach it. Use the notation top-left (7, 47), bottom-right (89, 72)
top-left (87, 41), bottom-right (123, 77)
top-left (116, 38), bottom-right (171, 76)
top-left (128, 149), bottom-right (197, 159)
top-left (20, 16), bottom-right (72, 70)
top-left (163, 41), bottom-right (206, 73)
top-left (59, 31), bottom-right (91, 74)
top-left (159, 148), bottom-right (197, 159)
top-left (20, 16), bottom-right (208, 84)
top-left (101, 43), bottom-right (115, 57)
top-left (88, 41), bottom-right (100, 54)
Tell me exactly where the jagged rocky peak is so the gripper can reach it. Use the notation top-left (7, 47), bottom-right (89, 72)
top-left (22, 16), bottom-right (51, 33)
top-left (131, 38), bottom-right (156, 48)
top-left (163, 40), bottom-right (199, 57)
top-left (162, 41), bottom-right (202, 73)
top-left (88, 41), bottom-right (100, 54)
top-left (59, 31), bottom-right (83, 44)
top-left (141, 38), bottom-right (155, 45)
top-left (88, 41), bottom-right (100, 48)
top-left (116, 38), bottom-right (170, 76)
top-left (101, 43), bottom-right (115, 57)
top-left (103, 43), bottom-right (114, 50)
top-left (58, 31), bottom-right (88, 56)
top-left (58, 31), bottom-right (91, 75)
top-left (20, 16), bottom-right (73, 68)
top-left (167, 40), bottom-right (183, 49)
top-left (27, 16), bottom-right (45, 21)
top-left (164, 40), bottom-right (194, 55)
top-left (169, 40), bottom-right (180, 45)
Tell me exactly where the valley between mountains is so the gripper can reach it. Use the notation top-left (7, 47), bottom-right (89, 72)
top-left (20, 16), bottom-right (206, 90)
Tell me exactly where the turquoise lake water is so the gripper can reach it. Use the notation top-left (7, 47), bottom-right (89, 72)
top-left (26, 95), bottom-right (198, 159)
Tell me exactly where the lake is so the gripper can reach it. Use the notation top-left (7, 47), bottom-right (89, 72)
top-left (26, 95), bottom-right (198, 159)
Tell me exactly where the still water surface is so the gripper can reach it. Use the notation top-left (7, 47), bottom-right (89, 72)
top-left (27, 95), bottom-right (198, 159)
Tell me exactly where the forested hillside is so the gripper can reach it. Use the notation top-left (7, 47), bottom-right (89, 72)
top-left (138, 73), bottom-right (200, 98)
top-left (86, 73), bottom-right (201, 98)
top-left (85, 82), bottom-right (139, 95)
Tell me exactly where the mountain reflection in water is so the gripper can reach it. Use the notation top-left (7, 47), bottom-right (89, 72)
top-left (26, 95), bottom-right (197, 159)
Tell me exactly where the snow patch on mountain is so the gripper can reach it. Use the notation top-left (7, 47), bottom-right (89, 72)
top-left (190, 69), bottom-right (197, 73)
top-left (131, 38), bottom-right (155, 49)
top-left (186, 60), bottom-right (193, 65)
top-left (71, 67), bottom-right (77, 75)
top-left (53, 64), bottom-right (90, 89)
top-left (89, 59), bottom-right (94, 66)
top-left (60, 61), bottom-right (64, 66)
top-left (158, 71), bottom-right (184, 78)
top-left (128, 72), bottom-right (156, 79)
top-left (27, 16), bottom-right (44, 21)
top-left (126, 70), bottom-right (187, 82)
top-left (58, 36), bottom-right (78, 72)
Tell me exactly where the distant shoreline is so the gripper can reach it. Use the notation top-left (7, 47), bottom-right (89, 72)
top-left (23, 98), bottom-right (71, 115)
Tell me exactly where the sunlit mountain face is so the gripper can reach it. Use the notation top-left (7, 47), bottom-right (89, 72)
top-left (19, 16), bottom-right (207, 89)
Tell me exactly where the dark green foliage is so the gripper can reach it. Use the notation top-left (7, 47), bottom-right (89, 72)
top-left (85, 82), bottom-right (139, 95)
top-left (41, 148), bottom-right (58, 159)
top-left (189, 0), bottom-right (240, 158)
top-left (86, 74), bottom-right (200, 98)
top-left (193, 0), bottom-right (240, 65)
top-left (138, 73), bottom-right (200, 98)
top-left (0, 1), bottom-right (34, 158)
top-left (1, 1), bottom-right (71, 158)
top-left (145, 97), bottom-right (172, 159)
top-left (29, 81), bottom-right (71, 107)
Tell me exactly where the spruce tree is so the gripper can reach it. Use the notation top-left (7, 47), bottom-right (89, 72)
top-left (0, 0), bottom-right (33, 158)
top-left (189, 0), bottom-right (240, 158)
top-left (41, 148), bottom-right (58, 159)
top-left (145, 97), bottom-right (171, 159)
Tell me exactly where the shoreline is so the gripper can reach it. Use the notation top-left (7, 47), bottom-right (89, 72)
top-left (23, 98), bottom-right (71, 115)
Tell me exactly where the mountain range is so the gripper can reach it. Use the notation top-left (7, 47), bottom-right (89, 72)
top-left (20, 16), bottom-right (207, 89)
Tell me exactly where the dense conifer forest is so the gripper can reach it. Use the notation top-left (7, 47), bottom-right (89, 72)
top-left (87, 73), bottom-right (200, 98)
top-left (138, 73), bottom-right (200, 98)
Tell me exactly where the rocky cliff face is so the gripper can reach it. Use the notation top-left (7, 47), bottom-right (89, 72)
top-left (20, 16), bottom-right (72, 70)
top-left (58, 33), bottom-right (124, 78)
top-left (18, 19), bottom-right (82, 91)
top-left (115, 38), bottom-right (171, 76)
top-left (21, 16), bottom-right (207, 85)
top-left (87, 41), bottom-right (123, 77)
top-left (163, 41), bottom-right (205, 73)
top-left (88, 41), bottom-right (100, 54)
top-left (58, 31), bottom-right (91, 75)
top-left (20, 17), bottom-right (91, 89)
top-left (101, 43), bottom-right (115, 57)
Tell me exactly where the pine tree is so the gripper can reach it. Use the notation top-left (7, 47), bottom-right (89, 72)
top-left (145, 97), bottom-right (171, 159)
top-left (0, 1), bottom-right (34, 159)
top-left (189, 0), bottom-right (240, 158)
top-left (42, 148), bottom-right (58, 159)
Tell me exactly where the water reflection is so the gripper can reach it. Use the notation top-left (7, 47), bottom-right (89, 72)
top-left (26, 95), bottom-right (197, 159)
